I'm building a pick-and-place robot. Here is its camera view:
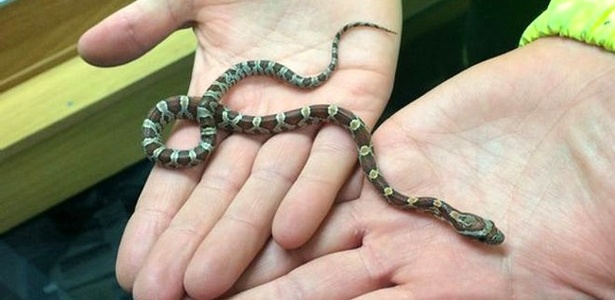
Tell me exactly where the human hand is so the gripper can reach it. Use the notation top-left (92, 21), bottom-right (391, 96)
top-left (79, 1), bottom-right (401, 299)
top-left (225, 37), bottom-right (615, 299)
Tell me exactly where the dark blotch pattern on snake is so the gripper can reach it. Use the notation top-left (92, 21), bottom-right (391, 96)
top-left (141, 22), bottom-right (505, 245)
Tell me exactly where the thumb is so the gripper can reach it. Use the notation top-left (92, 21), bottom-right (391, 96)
top-left (78, 0), bottom-right (194, 66)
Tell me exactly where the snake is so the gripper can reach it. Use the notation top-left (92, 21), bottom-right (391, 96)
top-left (141, 22), bottom-right (505, 245)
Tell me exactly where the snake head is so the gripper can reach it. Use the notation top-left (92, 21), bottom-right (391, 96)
top-left (450, 211), bottom-right (505, 245)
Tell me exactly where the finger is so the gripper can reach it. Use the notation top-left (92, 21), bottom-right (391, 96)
top-left (272, 125), bottom-right (358, 249)
top-left (129, 133), bottom-right (260, 299)
top-left (351, 286), bottom-right (413, 300)
top-left (78, 0), bottom-right (195, 66)
top-left (183, 132), bottom-right (314, 299)
top-left (229, 249), bottom-right (388, 300)
top-left (232, 199), bottom-right (365, 292)
top-left (336, 164), bottom-right (364, 202)
top-left (116, 123), bottom-right (205, 291)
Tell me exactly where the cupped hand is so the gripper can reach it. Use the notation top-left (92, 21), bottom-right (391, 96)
top-left (225, 38), bottom-right (615, 299)
top-left (79, 0), bottom-right (401, 299)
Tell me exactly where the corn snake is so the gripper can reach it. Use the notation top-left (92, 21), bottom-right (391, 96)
top-left (141, 22), bottom-right (505, 245)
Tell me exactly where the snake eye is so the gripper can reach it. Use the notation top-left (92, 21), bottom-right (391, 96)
top-left (476, 221), bottom-right (505, 245)
top-left (486, 229), bottom-right (506, 245)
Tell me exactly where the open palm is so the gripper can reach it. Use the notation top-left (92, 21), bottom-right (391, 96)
top-left (227, 38), bottom-right (615, 299)
top-left (79, 0), bottom-right (401, 299)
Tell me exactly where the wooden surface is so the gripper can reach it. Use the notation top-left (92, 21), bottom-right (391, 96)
top-left (0, 30), bottom-right (196, 233)
top-left (0, 0), bottom-right (131, 91)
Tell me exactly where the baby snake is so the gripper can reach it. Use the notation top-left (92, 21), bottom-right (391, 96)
top-left (141, 22), bottom-right (505, 245)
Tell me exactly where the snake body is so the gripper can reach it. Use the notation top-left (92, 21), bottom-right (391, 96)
top-left (142, 22), bottom-right (505, 245)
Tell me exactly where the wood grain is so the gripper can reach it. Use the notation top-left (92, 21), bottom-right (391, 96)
top-left (0, 30), bottom-right (195, 233)
top-left (0, 0), bottom-right (131, 91)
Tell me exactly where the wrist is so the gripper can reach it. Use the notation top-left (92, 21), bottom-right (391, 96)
top-left (485, 35), bottom-right (615, 121)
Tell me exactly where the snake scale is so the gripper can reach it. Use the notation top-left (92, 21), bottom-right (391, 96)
top-left (142, 22), bottom-right (505, 245)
